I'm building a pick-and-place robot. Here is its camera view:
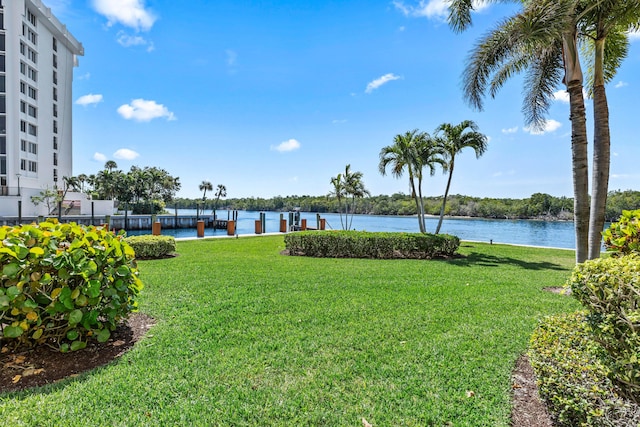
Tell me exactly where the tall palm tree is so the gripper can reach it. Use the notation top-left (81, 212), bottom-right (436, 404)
top-left (329, 173), bottom-right (347, 229)
top-left (580, 2), bottom-right (640, 259)
top-left (213, 184), bottom-right (227, 215)
top-left (447, 0), bottom-right (591, 262)
top-left (434, 120), bottom-right (488, 234)
top-left (379, 130), bottom-right (427, 233)
top-left (77, 174), bottom-right (87, 193)
top-left (342, 164), bottom-right (370, 231)
top-left (199, 180), bottom-right (213, 215)
top-left (104, 160), bottom-right (118, 172)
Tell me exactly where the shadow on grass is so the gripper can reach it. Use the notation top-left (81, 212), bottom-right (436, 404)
top-left (446, 252), bottom-right (568, 271)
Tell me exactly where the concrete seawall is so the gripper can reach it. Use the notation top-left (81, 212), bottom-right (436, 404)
top-left (0, 215), bottom-right (221, 230)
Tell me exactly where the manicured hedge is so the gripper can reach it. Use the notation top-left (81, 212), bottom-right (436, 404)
top-left (124, 235), bottom-right (176, 259)
top-left (284, 231), bottom-right (460, 259)
top-left (529, 312), bottom-right (640, 426)
top-left (0, 221), bottom-right (143, 351)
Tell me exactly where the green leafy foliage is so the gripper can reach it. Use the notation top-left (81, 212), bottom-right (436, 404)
top-left (0, 221), bottom-right (143, 351)
top-left (529, 312), bottom-right (640, 426)
top-left (284, 230), bottom-right (460, 259)
top-left (603, 209), bottom-right (640, 255)
top-left (124, 235), bottom-right (176, 259)
top-left (569, 255), bottom-right (640, 403)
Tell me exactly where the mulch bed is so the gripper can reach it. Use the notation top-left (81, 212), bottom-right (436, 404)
top-left (0, 313), bottom-right (155, 393)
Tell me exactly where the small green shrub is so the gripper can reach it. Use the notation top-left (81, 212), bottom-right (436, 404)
top-left (603, 209), bottom-right (640, 255)
top-left (529, 312), bottom-right (640, 426)
top-left (124, 235), bottom-right (176, 259)
top-left (569, 255), bottom-right (640, 403)
top-left (0, 221), bottom-right (143, 351)
top-left (284, 231), bottom-right (460, 259)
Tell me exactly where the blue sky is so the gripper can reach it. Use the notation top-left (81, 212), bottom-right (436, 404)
top-left (48, 0), bottom-right (640, 199)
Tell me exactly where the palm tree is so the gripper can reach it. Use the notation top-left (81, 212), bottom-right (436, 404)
top-left (447, 0), bottom-right (591, 262)
top-left (77, 174), bottom-right (87, 193)
top-left (104, 160), bottom-right (118, 172)
top-left (342, 164), bottom-right (370, 230)
top-left (329, 173), bottom-right (347, 229)
top-left (580, 2), bottom-right (640, 259)
top-left (379, 130), bottom-right (444, 233)
top-left (379, 130), bottom-right (427, 233)
top-left (213, 184), bottom-right (227, 216)
top-left (434, 120), bottom-right (488, 234)
top-left (199, 180), bottom-right (213, 215)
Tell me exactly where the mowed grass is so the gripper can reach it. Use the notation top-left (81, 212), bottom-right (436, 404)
top-left (1, 236), bottom-right (579, 426)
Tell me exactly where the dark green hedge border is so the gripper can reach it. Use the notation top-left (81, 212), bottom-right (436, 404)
top-left (284, 231), bottom-right (460, 259)
top-left (124, 235), bottom-right (177, 260)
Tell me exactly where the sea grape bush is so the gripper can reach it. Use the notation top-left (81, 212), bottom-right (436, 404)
top-left (568, 255), bottom-right (640, 403)
top-left (0, 221), bottom-right (143, 351)
top-left (603, 209), bottom-right (640, 255)
top-left (529, 312), bottom-right (640, 426)
top-left (284, 231), bottom-right (460, 259)
top-left (124, 235), bottom-right (176, 259)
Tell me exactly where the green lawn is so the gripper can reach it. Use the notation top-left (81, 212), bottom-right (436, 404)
top-left (1, 236), bottom-right (579, 426)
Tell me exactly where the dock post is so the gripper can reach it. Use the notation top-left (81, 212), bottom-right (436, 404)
top-left (301, 219), bottom-right (307, 231)
top-left (153, 221), bottom-right (162, 236)
top-left (280, 213), bottom-right (286, 233)
top-left (197, 220), bottom-right (205, 237)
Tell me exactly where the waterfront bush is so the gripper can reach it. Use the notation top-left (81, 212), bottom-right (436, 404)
top-left (603, 209), bottom-right (640, 255)
top-left (529, 312), bottom-right (640, 426)
top-left (0, 221), bottom-right (143, 351)
top-left (284, 230), bottom-right (460, 259)
top-left (124, 235), bottom-right (176, 259)
top-left (568, 255), bottom-right (640, 402)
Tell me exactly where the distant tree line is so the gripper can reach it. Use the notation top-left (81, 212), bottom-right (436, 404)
top-left (169, 190), bottom-right (640, 222)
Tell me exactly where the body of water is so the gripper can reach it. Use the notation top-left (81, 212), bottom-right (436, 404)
top-left (126, 210), bottom-right (577, 250)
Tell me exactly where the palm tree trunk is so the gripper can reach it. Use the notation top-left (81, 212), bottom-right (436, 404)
top-left (435, 162), bottom-right (454, 235)
top-left (409, 177), bottom-right (425, 233)
top-left (588, 38), bottom-right (610, 260)
top-left (563, 30), bottom-right (589, 264)
top-left (417, 177), bottom-right (427, 233)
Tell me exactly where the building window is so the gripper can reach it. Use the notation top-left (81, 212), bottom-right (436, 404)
top-left (53, 169), bottom-right (58, 182)
top-left (0, 75), bottom-right (4, 92)
top-left (53, 120), bottom-right (58, 134)
top-left (20, 120), bottom-right (26, 132)
top-left (53, 70), bottom-right (57, 84)
top-left (53, 103), bottom-right (58, 117)
top-left (52, 37), bottom-right (57, 52)
top-left (0, 136), bottom-right (5, 154)
top-left (0, 55), bottom-right (4, 72)
top-left (20, 61), bottom-right (26, 75)
top-left (0, 34), bottom-right (4, 52)
top-left (53, 136), bottom-right (58, 150)
top-left (28, 160), bottom-right (37, 173)
top-left (20, 81), bottom-right (26, 94)
top-left (0, 157), bottom-right (5, 176)
top-left (20, 100), bottom-right (26, 114)
top-left (53, 152), bottom-right (58, 166)
top-left (0, 116), bottom-right (5, 134)
top-left (28, 123), bottom-right (37, 136)
top-left (20, 159), bottom-right (26, 171)
top-left (28, 105), bottom-right (37, 118)
top-left (20, 41), bottom-right (25, 55)
top-left (28, 86), bottom-right (36, 100)
top-left (28, 142), bottom-right (37, 154)
top-left (53, 87), bottom-right (57, 101)
top-left (27, 10), bottom-right (37, 27)
top-left (28, 29), bottom-right (37, 45)
top-left (53, 54), bottom-right (57, 68)
top-left (27, 48), bottom-right (37, 64)
top-left (28, 66), bottom-right (37, 82)
top-left (21, 139), bottom-right (27, 151)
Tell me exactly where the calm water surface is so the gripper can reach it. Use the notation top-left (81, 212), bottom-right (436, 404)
top-left (127, 210), bottom-right (577, 250)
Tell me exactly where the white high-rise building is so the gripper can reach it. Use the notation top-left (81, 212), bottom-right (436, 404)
top-left (0, 0), bottom-right (83, 216)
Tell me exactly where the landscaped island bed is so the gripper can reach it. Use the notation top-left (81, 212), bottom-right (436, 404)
top-left (1, 236), bottom-right (578, 426)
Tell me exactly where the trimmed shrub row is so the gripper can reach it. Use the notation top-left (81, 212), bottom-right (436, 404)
top-left (0, 221), bottom-right (143, 351)
top-left (284, 231), bottom-right (460, 259)
top-left (124, 235), bottom-right (176, 259)
top-left (529, 312), bottom-right (640, 426)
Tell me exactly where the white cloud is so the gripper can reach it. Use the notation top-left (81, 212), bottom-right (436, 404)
top-left (629, 30), bottom-right (640, 41)
top-left (113, 148), bottom-right (140, 160)
top-left (393, 0), bottom-right (489, 20)
top-left (77, 72), bottom-right (91, 80)
top-left (615, 81), bottom-right (628, 88)
top-left (116, 32), bottom-right (154, 51)
top-left (399, 26), bottom-right (406, 32)
top-left (117, 99), bottom-right (176, 122)
top-left (365, 73), bottom-right (401, 94)
top-left (271, 139), bottom-right (301, 152)
top-left (501, 126), bottom-right (518, 134)
top-left (93, 152), bottom-right (108, 162)
top-left (525, 119), bottom-right (562, 135)
top-left (92, 0), bottom-right (157, 31)
top-left (553, 90), bottom-right (570, 103)
top-left (76, 93), bottom-right (103, 106)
